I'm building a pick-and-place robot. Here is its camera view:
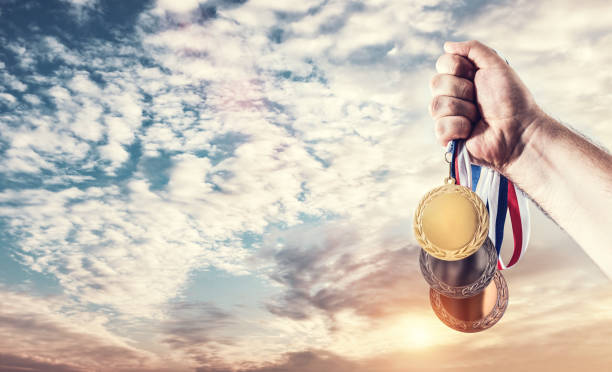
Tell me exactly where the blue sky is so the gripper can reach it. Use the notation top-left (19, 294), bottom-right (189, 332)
top-left (1, 0), bottom-right (612, 371)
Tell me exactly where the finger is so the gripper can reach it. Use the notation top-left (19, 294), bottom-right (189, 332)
top-left (430, 74), bottom-right (475, 101)
top-left (434, 116), bottom-right (473, 146)
top-left (435, 53), bottom-right (475, 79)
top-left (429, 95), bottom-right (479, 122)
top-left (443, 40), bottom-right (506, 69)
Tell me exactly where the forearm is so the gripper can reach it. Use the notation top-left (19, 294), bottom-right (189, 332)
top-left (504, 112), bottom-right (612, 277)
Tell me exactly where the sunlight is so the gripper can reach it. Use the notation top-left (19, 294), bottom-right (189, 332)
top-left (384, 315), bottom-right (440, 350)
top-left (406, 322), bottom-right (434, 349)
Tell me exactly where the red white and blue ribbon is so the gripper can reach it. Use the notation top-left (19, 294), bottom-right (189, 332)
top-left (448, 140), bottom-right (530, 270)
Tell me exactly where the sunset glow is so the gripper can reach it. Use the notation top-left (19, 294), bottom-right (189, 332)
top-left (0, 0), bottom-right (611, 371)
top-left (405, 320), bottom-right (435, 349)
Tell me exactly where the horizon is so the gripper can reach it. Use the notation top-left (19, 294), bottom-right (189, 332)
top-left (1, 0), bottom-right (611, 371)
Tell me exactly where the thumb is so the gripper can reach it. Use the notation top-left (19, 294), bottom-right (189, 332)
top-left (444, 40), bottom-right (506, 69)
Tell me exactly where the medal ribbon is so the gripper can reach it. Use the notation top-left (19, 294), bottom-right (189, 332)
top-left (450, 140), bottom-right (531, 270)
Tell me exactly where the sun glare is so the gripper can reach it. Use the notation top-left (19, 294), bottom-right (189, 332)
top-left (407, 323), bottom-right (434, 349)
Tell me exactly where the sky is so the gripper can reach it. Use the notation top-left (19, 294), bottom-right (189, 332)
top-left (0, 0), bottom-right (611, 371)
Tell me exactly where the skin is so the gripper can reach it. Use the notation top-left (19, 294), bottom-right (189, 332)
top-left (429, 40), bottom-right (612, 278)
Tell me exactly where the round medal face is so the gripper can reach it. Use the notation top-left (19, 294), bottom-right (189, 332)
top-left (413, 179), bottom-right (489, 261)
top-left (429, 271), bottom-right (508, 333)
top-left (420, 237), bottom-right (497, 298)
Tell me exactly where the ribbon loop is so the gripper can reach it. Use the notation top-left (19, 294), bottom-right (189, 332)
top-left (451, 140), bottom-right (531, 270)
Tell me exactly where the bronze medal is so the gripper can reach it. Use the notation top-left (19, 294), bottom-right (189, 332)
top-left (420, 237), bottom-right (497, 298)
top-left (429, 271), bottom-right (508, 333)
top-left (413, 177), bottom-right (489, 261)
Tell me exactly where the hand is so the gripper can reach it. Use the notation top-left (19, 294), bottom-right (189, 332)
top-left (429, 41), bottom-right (612, 278)
top-left (429, 40), bottom-right (543, 174)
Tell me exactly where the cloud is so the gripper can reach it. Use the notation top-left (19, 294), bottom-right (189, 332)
top-left (221, 324), bottom-right (612, 372)
top-left (0, 289), bottom-right (161, 371)
top-left (0, 93), bottom-right (17, 106)
top-left (161, 301), bottom-right (235, 368)
top-left (60, 0), bottom-right (99, 23)
top-left (155, 0), bottom-right (202, 13)
top-left (262, 222), bottom-right (425, 321)
top-left (197, 269), bottom-right (612, 372)
top-left (0, 70), bottom-right (27, 92)
top-left (196, 350), bottom-right (358, 372)
top-left (0, 353), bottom-right (81, 372)
top-left (62, 0), bottom-right (96, 5)
top-left (452, 0), bottom-right (612, 148)
top-left (1, 0), bottom-right (612, 370)
top-left (0, 37), bottom-right (142, 176)
top-left (0, 181), bottom-right (257, 317)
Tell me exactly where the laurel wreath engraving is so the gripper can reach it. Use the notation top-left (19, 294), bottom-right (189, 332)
top-left (419, 238), bottom-right (497, 298)
top-left (413, 183), bottom-right (489, 261)
top-left (429, 271), bottom-right (509, 333)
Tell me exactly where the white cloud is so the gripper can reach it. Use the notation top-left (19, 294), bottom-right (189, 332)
top-left (44, 36), bottom-right (82, 65)
top-left (2, 0), bottom-right (448, 327)
top-left (0, 288), bottom-right (174, 371)
top-left (142, 123), bottom-right (182, 156)
top-left (454, 0), bottom-right (612, 148)
top-left (70, 101), bottom-right (104, 141)
top-left (49, 85), bottom-right (72, 102)
top-left (63, 0), bottom-right (96, 5)
top-left (155, 0), bottom-right (201, 13)
top-left (248, 0), bottom-right (322, 13)
top-left (0, 147), bottom-right (55, 173)
top-left (6, 42), bottom-right (37, 69)
top-left (68, 71), bottom-right (101, 96)
top-left (2, 0), bottom-right (612, 369)
top-left (22, 93), bottom-right (41, 105)
top-left (0, 92), bottom-right (17, 105)
top-left (1, 71), bottom-right (28, 92)
top-left (0, 48), bottom-right (147, 174)
top-left (105, 116), bottom-right (135, 144)
top-left (99, 142), bottom-right (129, 170)
top-left (168, 154), bottom-right (213, 199)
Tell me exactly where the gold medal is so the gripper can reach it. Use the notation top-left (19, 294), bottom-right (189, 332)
top-left (429, 271), bottom-right (508, 333)
top-left (413, 177), bottom-right (489, 261)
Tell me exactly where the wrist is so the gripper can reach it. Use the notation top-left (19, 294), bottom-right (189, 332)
top-left (501, 109), bottom-right (558, 183)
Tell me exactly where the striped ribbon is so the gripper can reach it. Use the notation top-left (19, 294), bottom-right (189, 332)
top-left (448, 140), bottom-right (530, 270)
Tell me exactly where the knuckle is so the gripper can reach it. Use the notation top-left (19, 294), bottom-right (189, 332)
top-left (467, 102), bottom-right (478, 119)
top-left (454, 117), bottom-right (470, 134)
top-left (472, 40), bottom-right (493, 55)
top-left (449, 58), bottom-right (461, 75)
top-left (430, 74), bottom-right (442, 91)
top-left (429, 76), bottom-right (436, 92)
top-left (435, 55), bottom-right (445, 72)
top-left (430, 96), bottom-right (444, 115)
top-left (445, 117), bottom-right (471, 139)
top-left (430, 96), bottom-right (438, 114)
top-left (434, 116), bottom-right (471, 145)
top-left (459, 80), bottom-right (474, 99)
top-left (437, 54), bottom-right (461, 75)
top-left (447, 97), bottom-right (459, 111)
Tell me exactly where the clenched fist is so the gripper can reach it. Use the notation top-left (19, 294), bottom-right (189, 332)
top-left (427, 40), bottom-right (612, 278)
top-left (429, 40), bottom-right (543, 174)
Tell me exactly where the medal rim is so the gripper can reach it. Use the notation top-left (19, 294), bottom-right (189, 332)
top-left (413, 181), bottom-right (489, 261)
top-left (419, 237), bottom-right (497, 299)
top-left (429, 271), bottom-right (509, 333)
